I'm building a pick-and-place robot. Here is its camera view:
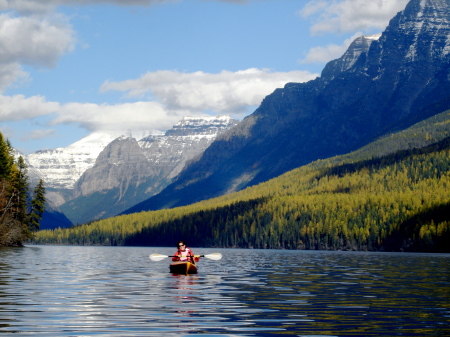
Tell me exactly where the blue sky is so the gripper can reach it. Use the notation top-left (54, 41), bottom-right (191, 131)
top-left (0, 0), bottom-right (409, 154)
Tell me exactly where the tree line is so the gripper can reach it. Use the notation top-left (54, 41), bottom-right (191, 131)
top-left (0, 132), bottom-right (46, 246)
top-left (33, 136), bottom-right (450, 252)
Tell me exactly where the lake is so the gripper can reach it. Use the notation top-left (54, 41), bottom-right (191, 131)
top-left (0, 246), bottom-right (449, 336)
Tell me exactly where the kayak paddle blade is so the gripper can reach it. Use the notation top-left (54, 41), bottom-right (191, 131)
top-left (204, 253), bottom-right (222, 260)
top-left (149, 253), bottom-right (168, 261)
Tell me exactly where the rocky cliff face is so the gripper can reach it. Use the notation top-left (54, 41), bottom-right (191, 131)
top-left (25, 132), bottom-right (120, 191)
top-left (321, 34), bottom-right (382, 81)
top-left (140, 116), bottom-right (236, 180)
top-left (125, 0), bottom-right (450, 213)
top-left (61, 115), bottom-right (238, 224)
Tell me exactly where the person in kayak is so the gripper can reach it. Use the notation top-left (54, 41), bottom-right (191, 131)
top-left (172, 241), bottom-right (200, 264)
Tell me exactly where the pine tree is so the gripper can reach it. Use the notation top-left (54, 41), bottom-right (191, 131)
top-left (28, 179), bottom-right (46, 234)
top-left (12, 156), bottom-right (29, 224)
top-left (0, 134), bottom-right (14, 179)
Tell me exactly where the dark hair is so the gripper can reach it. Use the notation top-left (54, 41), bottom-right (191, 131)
top-left (177, 240), bottom-right (186, 247)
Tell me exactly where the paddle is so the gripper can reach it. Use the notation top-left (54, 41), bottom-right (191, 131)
top-left (149, 253), bottom-right (222, 262)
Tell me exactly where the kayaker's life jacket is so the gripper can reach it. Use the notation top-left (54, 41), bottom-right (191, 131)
top-left (172, 247), bottom-right (199, 262)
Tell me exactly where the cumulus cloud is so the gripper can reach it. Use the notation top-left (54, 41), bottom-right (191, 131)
top-left (53, 101), bottom-right (188, 132)
top-left (300, 32), bottom-right (361, 64)
top-left (101, 68), bottom-right (318, 114)
top-left (299, 0), bottom-right (409, 35)
top-left (0, 93), bottom-right (193, 137)
top-left (0, 94), bottom-right (59, 120)
top-left (0, 13), bottom-right (76, 91)
top-left (0, 62), bottom-right (29, 91)
top-left (0, 67), bottom-right (318, 138)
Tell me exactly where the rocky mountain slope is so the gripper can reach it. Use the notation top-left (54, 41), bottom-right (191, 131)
top-left (124, 0), bottom-right (450, 214)
top-left (59, 115), bottom-right (238, 224)
top-left (24, 130), bottom-right (158, 229)
top-left (25, 131), bottom-right (156, 192)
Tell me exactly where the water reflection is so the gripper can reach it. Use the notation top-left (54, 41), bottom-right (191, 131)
top-left (0, 246), bottom-right (449, 336)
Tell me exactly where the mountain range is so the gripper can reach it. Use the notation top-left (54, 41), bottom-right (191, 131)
top-left (24, 116), bottom-right (238, 227)
top-left (23, 0), bottom-right (450, 229)
top-left (124, 0), bottom-right (450, 214)
top-left (32, 108), bottom-right (450, 252)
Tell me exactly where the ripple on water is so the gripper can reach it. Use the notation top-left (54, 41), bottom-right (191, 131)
top-left (0, 246), bottom-right (449, 336)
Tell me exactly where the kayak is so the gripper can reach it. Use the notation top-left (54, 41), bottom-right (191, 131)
top-left (169, 261), bottom-right (198, 274)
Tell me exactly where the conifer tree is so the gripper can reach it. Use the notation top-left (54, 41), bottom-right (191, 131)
top-left (0, 134), bottom-right (13, 179)
top-left (28, 179), bottom-right (46, 234)
top-left (12, 156), bottom-right (29, 224)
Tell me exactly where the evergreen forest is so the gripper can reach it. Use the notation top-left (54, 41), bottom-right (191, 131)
top-left (0, 132), bottom-right (46, 246)
top-left (32, 111), bottom-right (450, 252)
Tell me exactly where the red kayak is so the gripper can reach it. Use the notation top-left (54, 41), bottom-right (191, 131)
top-left (169, 261), bottom-right (198, 274)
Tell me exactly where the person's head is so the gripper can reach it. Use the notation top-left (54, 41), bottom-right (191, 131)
top-left (177, 241), bottom-right (186, 250)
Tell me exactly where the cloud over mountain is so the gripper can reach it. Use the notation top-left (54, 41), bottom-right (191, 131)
top-left (101, 69), bottom-right (318, 115)
top-left (299, 0), bottom-right (409, 35)
top-left (0, 0), bottom-right (412, 154)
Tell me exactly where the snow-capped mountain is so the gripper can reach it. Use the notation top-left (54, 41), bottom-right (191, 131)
top-left (124, 0), bottom-right (450, 214)
top-left (58, 115), bottom-right (238, 224)
top-left (25, 130), bottom-right (162, 191)
top-left (26, 132), bottom-right (115, 190)
top-left (139, 115), bottom-right (238, 180)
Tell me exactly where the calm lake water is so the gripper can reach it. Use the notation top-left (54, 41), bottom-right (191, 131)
top-left (0, 246), bottom-right (449, 336)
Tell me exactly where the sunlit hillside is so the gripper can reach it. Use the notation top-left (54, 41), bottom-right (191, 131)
top-left (32, 111), bottom-right (450, 252)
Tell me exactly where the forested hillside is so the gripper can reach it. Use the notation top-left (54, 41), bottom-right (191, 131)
top-left (32, 111), bottom-right (450, 252)
top-left (123, 0), bottom-right (450, 214)
top-left (0, 132), bottom-right (46, 246)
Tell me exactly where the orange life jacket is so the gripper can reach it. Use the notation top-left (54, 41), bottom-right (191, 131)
top-left (172, 247), bottom-right (200, 262)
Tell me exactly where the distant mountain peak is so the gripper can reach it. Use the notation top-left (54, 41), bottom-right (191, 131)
top-left (124, 0), bottom-right (450, 214)
top-left (61, 115), bottom-right (238, 224)
top-left (321, 34), bottom-right (382, 81)
top-left (165, 115), bottom-right (238, 137)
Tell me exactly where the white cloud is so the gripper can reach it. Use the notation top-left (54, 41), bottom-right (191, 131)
top-left (0, 67), bottom-right (318, 139)
top-left (300, 32), bottom-right (361, 64)
top-left (52, 101), bottom-right (188, 132)
top-left (299, 0), bottom-right (409, 35)
top-left (0, 13), bottom-right (76, 91)
top-left (0, 93), bottom-right (193, 136)
top-left (0, 62), bottom-right (29, 91)
top-left (298, 0), bottom-right (409, 65)
top-left (0, 94), bottom-right (59, 120)
top-left (101, 68), bottom-right (318, 114)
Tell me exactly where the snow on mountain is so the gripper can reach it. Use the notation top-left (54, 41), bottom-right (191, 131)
top-left (139, 115), bottom-right (239, 180)
top-left (24, 114), bottom-right (237, 209)
top-left (59, 115), bottom-right (238, 224)
top-left (321, 34), bottom-right (381, 81)
top-left (123, 0), bottom-right (450, 214)
top-left (25, 130), bottom-right (161, 190)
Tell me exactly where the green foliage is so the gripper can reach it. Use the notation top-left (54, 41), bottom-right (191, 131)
top-left (0, 134), bottom-right (14, 180)
top-left (32, 110), bottom-right (450, 251)
top-left (28, 179), bottom-right (46, 233)
top-left (0, 132), bottom-right (46, 246)
top-left (33, 134), bottom-right (450, 252)
top-left (12, 156), bottom-right (29, 225)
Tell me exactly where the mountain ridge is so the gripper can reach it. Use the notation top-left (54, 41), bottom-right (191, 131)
top-left (123, 0), bottom-right (450, 214)
top-left (33, 109), bottom-right (450, 252)
top-left (59, 115), bottom-right (238, 224)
